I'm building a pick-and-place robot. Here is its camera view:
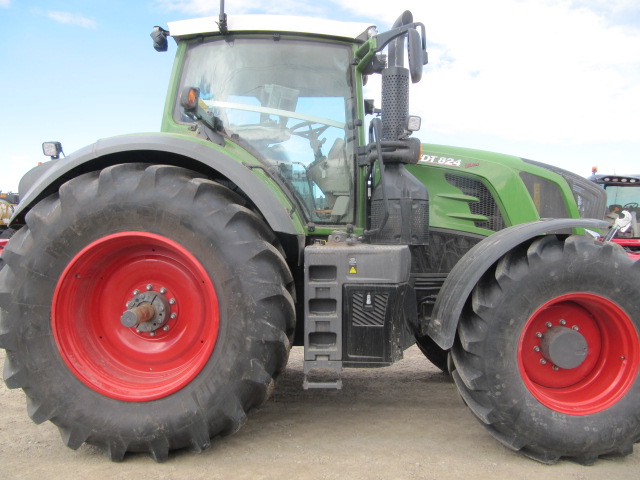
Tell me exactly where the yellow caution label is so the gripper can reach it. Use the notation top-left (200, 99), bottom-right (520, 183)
top-left (349, 266), bottom-right (357, 274)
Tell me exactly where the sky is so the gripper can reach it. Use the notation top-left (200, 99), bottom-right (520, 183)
top-left (1, 0), bottom-right (639, 192)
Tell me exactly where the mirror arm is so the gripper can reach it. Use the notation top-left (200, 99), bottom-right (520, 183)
top-left (355, 23), bottom-right (426, 73)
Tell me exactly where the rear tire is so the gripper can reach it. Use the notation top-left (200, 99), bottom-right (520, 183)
top-left (451, 235), bottom-right (640, 464)
top-left (0, 164), bottom-right (295, 461)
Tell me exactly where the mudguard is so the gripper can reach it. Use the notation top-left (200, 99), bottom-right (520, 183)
top-left (427, 218), bottom-right (610, 350)
top-left (12, 134), bottom-right (300, 237)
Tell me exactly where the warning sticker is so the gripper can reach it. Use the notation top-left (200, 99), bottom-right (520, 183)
top-left (348, 257), bottom-right (357, 274)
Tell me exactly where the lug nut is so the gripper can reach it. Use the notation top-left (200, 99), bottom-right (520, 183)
top-left (149, 331), bottom-right (156, 337)
top-left (540, 359), bottom-right (547, 365)
top-left (533, 346), bottom-right (540, 352)
top-left (133, 289), bottom-right (140, 295)
top-left (535, 332), bottom-right (543, 338)
top-left (545, 322), bottom-right (552, 328)
top-left (170, 313), bottom-right (177, 319)
top-left (163, 325), bottom-right (170, 332)
top-left (572, 325), bottom-right (579, 331)
top-left (160, 287), bottom-right (167, 294)
top-left (560, 319), bottom-right (566, 326)
top-left (169, 298), bottom-right (176, 305)
top-left (146, 284), bottom-right (153, 291)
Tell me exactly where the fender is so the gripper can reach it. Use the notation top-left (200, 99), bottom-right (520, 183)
top-left (13, 133), bottom-right (301, 237)
top-left (426, 218), bottom-right (609, 350)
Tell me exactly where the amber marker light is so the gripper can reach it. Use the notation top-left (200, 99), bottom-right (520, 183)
top-left (180, 86), bottom-right (200, 112)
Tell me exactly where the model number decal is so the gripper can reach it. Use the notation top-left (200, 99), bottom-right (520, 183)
top-left (419, 155), bottom-right (463, 167)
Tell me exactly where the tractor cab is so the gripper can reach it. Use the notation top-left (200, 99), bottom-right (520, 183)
top-left (596, 175), bottom-right (640, 237)
top-left (589, 170), bottom-right (640, 258)
top-left (160, 16), bottom-right (375, 226)
top-left (158, 13), bottom-right (427, 236)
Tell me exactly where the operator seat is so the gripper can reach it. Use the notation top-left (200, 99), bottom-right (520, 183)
top-left (308, 137), bottom-right (352, 221)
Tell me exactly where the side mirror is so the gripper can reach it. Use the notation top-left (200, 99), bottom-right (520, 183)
top-left (150, 26), bottom-right (169, 52)
top-left (407, 28), bottom-right (425, 83)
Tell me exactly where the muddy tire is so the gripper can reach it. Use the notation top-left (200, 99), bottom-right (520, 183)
top-left (451, 235), bottom-right (640, 464)
top-left (0, 164), bottom-right (295, 461)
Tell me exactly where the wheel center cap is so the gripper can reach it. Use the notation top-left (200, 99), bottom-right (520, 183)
top-left (120, 289), bottom-right (173, 333)
top-left (540, 326), bottom-right (588, 369)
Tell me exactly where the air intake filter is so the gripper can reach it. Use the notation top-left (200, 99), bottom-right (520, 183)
top-left (381, 66), bottom-right (410, 141)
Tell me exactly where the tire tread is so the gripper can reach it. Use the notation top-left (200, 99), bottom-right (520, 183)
top-left (0, 164), bottom-right (294, 462)
top-left (451, 234), bottom-right (640, 464)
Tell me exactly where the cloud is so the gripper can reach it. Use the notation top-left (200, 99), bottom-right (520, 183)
top-left (47, 11), bottom-right (97, 29)
top-left (154, 0), bottom-right (640, 146)
top-left (572, 0), bottom-right (640, 16)
top-left (346, 0), bottom-right (640, 145)
top-left (0, 0), bottom-right (9, 8)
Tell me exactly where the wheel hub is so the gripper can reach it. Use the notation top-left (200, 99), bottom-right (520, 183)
top-left (120, 286), bottom-right (175, 333)
top-left (519, 293), bottom-right (639, 415)
top-left (540, 326), bottom-right (588, 369)
top-left (52, 231), bottom-right (219, 401)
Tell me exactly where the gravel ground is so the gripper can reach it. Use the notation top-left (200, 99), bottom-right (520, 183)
top-left (1, 346), bottom-right (639, 479)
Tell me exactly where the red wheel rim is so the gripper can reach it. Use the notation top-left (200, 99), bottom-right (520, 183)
top-left (52, 232), bottom-right (219, 401)
top-left (518, 293), bottom-right (639, 415)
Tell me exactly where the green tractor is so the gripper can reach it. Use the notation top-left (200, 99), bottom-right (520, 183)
top-left (2, 7), bottom-right (639, 465)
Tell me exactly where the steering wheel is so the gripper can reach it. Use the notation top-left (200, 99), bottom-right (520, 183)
top-left (623, 202), bottom-right (639, 209)
top-left (289, 121), bottom-right (331, 161)
top-left (289, 121), bottom-right (330, 139)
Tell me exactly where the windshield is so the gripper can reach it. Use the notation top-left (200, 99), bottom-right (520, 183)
top-left (604, 185), bottom-right (640, 238)
top-left (176, 37), bottom-right (357, 224)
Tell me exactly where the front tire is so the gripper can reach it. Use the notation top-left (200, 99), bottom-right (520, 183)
top-left (451, 235), bottom-right (640, 464)
top-left (0, 164), bottom-right (295, 461)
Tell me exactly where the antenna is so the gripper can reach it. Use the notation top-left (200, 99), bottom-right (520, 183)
top-left (219, 0), bottom-right (228, 34)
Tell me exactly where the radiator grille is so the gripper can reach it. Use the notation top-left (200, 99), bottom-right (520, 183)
top-left (445, 173), bottom-right (506, 231)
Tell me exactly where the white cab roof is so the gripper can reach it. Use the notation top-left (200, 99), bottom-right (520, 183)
top-left (167, 14), bottom-right (374, 41)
